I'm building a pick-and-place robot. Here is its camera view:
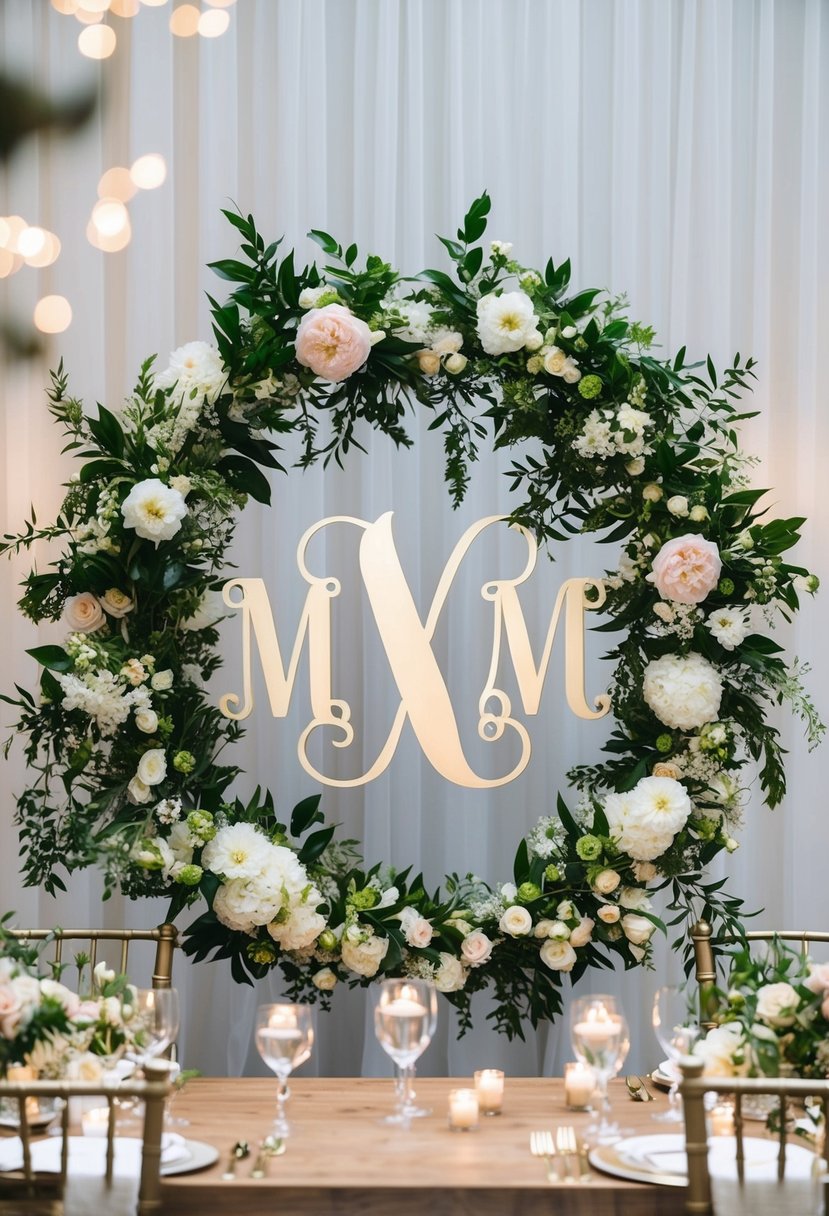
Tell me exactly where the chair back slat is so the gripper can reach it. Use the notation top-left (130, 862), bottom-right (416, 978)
top-left (7, 924), bottom-right (178, 989)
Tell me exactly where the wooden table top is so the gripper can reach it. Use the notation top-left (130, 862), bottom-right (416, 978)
top-left (161, 1076), bottom-right (689, 1215)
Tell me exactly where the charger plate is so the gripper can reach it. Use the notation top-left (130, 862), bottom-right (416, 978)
top-left (0, 1135), bottom-right (218, 1177)
top-left (589, 1133), bottom-right (817, 1187)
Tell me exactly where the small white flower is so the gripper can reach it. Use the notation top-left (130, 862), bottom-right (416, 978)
top-left (298, 285), bottom-right (331, 310)
top-left (667, 495), bottom-right (689, 517)
top-left (560, 325), bottom-right (577, 339)
top-left (489, 240), bottom-right (513, 256)
top-left (151, 669), bottom-right (174, 691)
top-left (706, 607), bottom-right (750, 651)
top-left (121, 479), bottom-right (188, 546)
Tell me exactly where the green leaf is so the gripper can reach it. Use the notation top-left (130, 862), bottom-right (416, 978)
top-left (26, 645), bottom-right (72, 673)
top-left (290, 794), bottom-right (323, 838)
top-left (216, 455), bottom-right (272, 504)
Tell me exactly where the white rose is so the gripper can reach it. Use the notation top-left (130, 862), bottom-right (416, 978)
top-left (693, 1022), bottom-right (748, 1078)
top-left (500, 883), bottom-right (517, 902)
top-left (312, 967), bottom-right (338, 991)
top-left (667, 495), bottom-right (689, 517)
top-left (63, 592), bottom-right (105, 634)
top-left (213, 879), bottom-right (283, 934)
top-left (689, 505), bottom-right (709, 522)
top-left (476, 290), bottom-right (538, 355)
top-left (433, 952), bottom-right (467, 993)
top-left (127, 776), bottom-right (151, 804)
top-left (755, 982), bottom-right (799, 1027)
top-left (632, 861), bottom-right (658, 882)
top-left (533, 919), bottom-right (557, 939)
top-left (121, 479), bottom-right (188, 546)
top-left (268, 903), bottom-right (327, 952)
top-left (417, 349), bottom-right (441, 376)
top-left (569, 918), bottom-right (595, 948)
top-left (543, 345), bottom-right (567, 375)
top-left (561, 357), bottom-right (581, 384)
top-left (135, 708), bottom-right (159, 734)
top-left (548, 921), bottom-right (571, 941)
top-left (539, 939), bottom-right (577, 972)
top-left (643, 483), bottom-right (663, 502)
top-left (136, 748), bottom-right (167, 787)
top-left (444, 352), bottom-right (468, 375)
top-left (431, 331), bottom-right (463, 355)
top-left (39, 979), bottom-right (80, 1016)
top-left (499, 905), bottom-right (533, 937)
top-left (643, 653), bottom-right (723, 732)
top-left (593, 869), bottom-right (621, 895)
top-left (626, 457), bottom-right (645, 476)
top-left (621, 913), bottom-right (655, 945)
top-left (597, 905), bottom-right (620, 924)
top-left (399, 907), bottom-right (434, 949)
top-left (151, 669), bottom-right (174, 691)
top-left (341, 933), bottom-right (389, 978)
top-left (524, 329), bottom-right (544, 351)
top-left (619, 886), bottom-right (652, 911)
top-left (100, 588), bottom-right (134, 619)
top-left (298, 285), bottom-right (331, 310)
top-left (460, 930), bottom-right (493, 966)
top-left (556, 900), bottom-right (574, 921)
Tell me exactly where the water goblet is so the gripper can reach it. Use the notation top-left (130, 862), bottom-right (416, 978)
top-left (132, 988), bottom-right (181, 1067)
top-left (255, 1003), bottom-right (314, 1140)
top-left (570, 994), bottom-right (630, 1144)
top-left (652, 985), bottom-right (700, 1123)
top-left (373, 979), bottom-right (437, 1126)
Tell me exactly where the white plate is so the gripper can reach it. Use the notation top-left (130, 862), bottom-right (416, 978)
top-left (590, 1133), bottom-right (817, 1186)
top-left (0, 1135), bottom-right (218, 1178)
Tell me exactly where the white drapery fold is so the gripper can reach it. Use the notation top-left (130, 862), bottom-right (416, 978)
top-left (1, 0), bottom-right (827, 1078)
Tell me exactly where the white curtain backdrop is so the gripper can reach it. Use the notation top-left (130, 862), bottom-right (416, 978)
top-left (1, 0), bottom-right (828, 1080)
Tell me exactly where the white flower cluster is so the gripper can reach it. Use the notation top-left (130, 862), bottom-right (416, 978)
top-left (58, 668), bottom-right (151, 737)
top-left (573, 404), bottom-right (653, 461)
top-left (73, 483), bottom-right (122, 556)
top-left (604, 775), bottom-right (692, 861)
top-left (526, 815), bottom-right (566, 859)
top-left (201, 822), bottom-right (326, 948)
top-left (146, 342), bottom-right (226, 454)
top-left (650, 601), bottom-right (701, 641)
top-left (642, 652), bottom-right (723, 731)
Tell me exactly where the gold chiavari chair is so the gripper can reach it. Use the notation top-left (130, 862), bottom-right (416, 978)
top-left (690, 920), bottom-right (829, 1029)
top-left (679, 1055), bottom-right (829, 1216)
top-left (7, 924), bottom-right (179, 990)
top-left (0, 1059), bottom-right (170, 1216)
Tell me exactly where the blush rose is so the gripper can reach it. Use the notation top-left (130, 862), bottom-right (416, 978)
top-left (649, 534), bottom-right (722, 605)
top-left (295, 304), bottom-right (373, 382)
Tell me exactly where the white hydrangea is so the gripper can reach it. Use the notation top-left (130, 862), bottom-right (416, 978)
top-left (154, 341), bottom-right (226, 405)
top-left (58, 669), bottom-right (149, 737)
top-left (476, 290), bottom-right (538, 355)
top-left (706, 606), bottom-right (750, 651)
top-left (642, 652), bottom-right (723, 731)
top-left (121, 479), bottom-right (188, 546)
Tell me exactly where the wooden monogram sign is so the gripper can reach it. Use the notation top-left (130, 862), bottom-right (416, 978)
top-left (219, 513), bottom-right (610, 788)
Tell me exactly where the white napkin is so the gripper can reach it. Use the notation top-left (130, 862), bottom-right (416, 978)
top-left (0, 1132), bottom-right (188, 1174)
top-left (618, 1133), bottom-right (818, 1182)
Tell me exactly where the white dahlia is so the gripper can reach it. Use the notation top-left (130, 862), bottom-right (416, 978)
top-left (476, 290), bottom-right (538, 355)
top-left (706, 606), bottom-right (750, 651)
top-left (629, 776), bottom-right (691, 834)
top-left (201, 822), bottom-right (275, 882)
top-left (604, 778), bottom-right (689, 862)
top-left (155, 341), bottom-right (226, 404)
top-left (642, 652), bottom-right (723, 731)
top-left (121, 479), bottom-right (187, 546)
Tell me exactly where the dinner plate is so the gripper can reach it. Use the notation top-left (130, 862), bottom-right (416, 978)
top-left (0, 1135), bottom-right (218, 1177)
top-left (590, 1133), bottom-right (817, 1186)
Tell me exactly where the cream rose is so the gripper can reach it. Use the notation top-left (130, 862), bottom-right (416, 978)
top-left (341, 933), bottom-right (389, 978)
top-left (621, 913), bottom-right (655, 945)
top-left (649, 534), bottom-right (722, 605)
top-left (151, 670), bottom-right (174, 691)
top-left (593, 869), bottom-right (621, 895)
top-left (127, 776), bottom-right (151, 804)
top-left (667, 495), bottom-right (689, 517)
top-left (433, 952), bottom-right (467, 993)
top-left (100, 588), bottom-right (134, 618)
top-left (597, 905), bottom-right (621, 924)
top-left (460, 929), bottom-right (493, 966)
top-left (539, 939), bottom-right (577, 972)
top-left (63, 592), bottom-right (105, 634)
top-left (569, 918), bottom-right (595, 948)
top-left (312, 967), bottom-right (338, 991)
top-left (136, 748), bottom-right (167, 787)
top-left (295, 304), bottom-right (372, 382)
top-left (499, 905), bottom-right (533, 937)
top-left (135, 708), bottom-right (159, 735)
top-left (755, 982), bottom-right (799, 1027)
top-left (417, 350), bottom-right (441, 376)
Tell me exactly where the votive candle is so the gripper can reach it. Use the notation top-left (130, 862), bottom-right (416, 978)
top-left (448, 1088), bottom-right (479, 1131)
top-left (82, 1106), bottom-right (112, 1137)
top-left (709, 1103), bottom-right (735, 1136)
top-left (564, 1061), bottom-right (595, 1109)
top-left (474, 1069), bottom-right (504, 1115)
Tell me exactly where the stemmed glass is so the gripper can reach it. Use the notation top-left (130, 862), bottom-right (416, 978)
top-left (132, 988), bottom-right (181, 1067)
top-left (570, 994), bottom-right (630, 1144)
top-left (255, 1003), bottom-right (314, 1140)
top-left (652, 985), bottom-right (700, 1123)
top-left (372, 979), bottom-right (438, 1126)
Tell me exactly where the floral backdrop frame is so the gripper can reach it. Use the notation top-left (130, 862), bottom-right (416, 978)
top-left (1, 193), bottom-right (822, 1038)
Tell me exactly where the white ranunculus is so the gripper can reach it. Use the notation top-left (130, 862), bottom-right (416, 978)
top-left (460, 930), bottom-right (493, 966)
top-left (268, 902), bottom-right (327, 952)
top-left (706, 607), bottom-right (750, 651)
top-left (539, 939), bottom-right (577, 972)
top-left (433, 952), bottom-right (467, 993)
top-left (341, 933), bottom-right (389, 978)
top-left (136, 748), bottom-right (167, 787)
top-left (620, 913), bottom-right (655, 946)
top-left (121, 479), bottom-right (188, 546)
top-left (180, 591), bottom-right (226, 632)
top-left (312, 967), bottom-right (338, 991)
top-left (642, 652), bottom-right (723, 731)
top-left (499, 905), bottom-right (533, 937)
top-left (755, 982), bottom-right (800, 1027)
top-left (476, 290), bottom-right (539, 355)
top-left (135, 708), bottom-right (158, 735)
top-left (569, 918), bottom-right (595, 948)
top-left (593, 869), bottom-right (621, 895)
top-left (127, 776), bottom-right (151, 805)
top-left (155, 340), bottom-right (226, 404)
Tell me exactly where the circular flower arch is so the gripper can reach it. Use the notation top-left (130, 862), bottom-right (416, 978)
top-left (2, 193), bottom-right (822, 1036)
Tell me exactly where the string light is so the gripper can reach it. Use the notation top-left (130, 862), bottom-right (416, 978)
top-left (170, 4), bottom-right (200, 37)
top-left (198, 8), bottom-right (229, 36)
top-left (130, 154), bottom-right (167, 189)
top-left (34, 296), bottom-right (73, 334)
top-left (78, 24), bottom-right (117, 56)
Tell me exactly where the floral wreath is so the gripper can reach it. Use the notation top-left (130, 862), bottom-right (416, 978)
top-left (2, 194), bottom-right (822, 1037)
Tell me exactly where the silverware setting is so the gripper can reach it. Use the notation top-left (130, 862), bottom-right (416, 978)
top-left (530, 1127), bottom-right (589, 1184)
top-left (221, 1140), bottom-right (250, 1181)
top-left (250, 1134), bottom-right (286, 1179)
top-left (625, 1074), bottom-right (654, 1102)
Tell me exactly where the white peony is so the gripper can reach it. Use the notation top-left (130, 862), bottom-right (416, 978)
top-left (755, 982), bottom-right (799, 1027)
top-left (136, 748), bottom-right (167, 787)
top-left (268, 902), bottom-right (327, 952)
top-left (121, 479), bottom-right (188, 546)
top-left (642, 652), bottom-right (723, 731)
top-left (499, 905), bottom-right (533, 937)
top-left (706, 607), bottom-right (750, 651)
top-left (202, 823), bottom-right (279, 882)
top-left (433, 952), bottom-right (467, 993)
top-left (604, 788), bottom-right (674, 861)
top-left (341, 933), bottom-right (389, 978)
top-left (180, 591), bottom-right (226, 632)
top-left (213, 879), bottom-right (282, 934)
top-left (476, 291), bottom-right (539, 355)
top-left (539, 939), bottom-right (577, 972)
top-left (155, 341), bottom-right (226, 404)
top-left (629, 776), bottom-right (691, 834)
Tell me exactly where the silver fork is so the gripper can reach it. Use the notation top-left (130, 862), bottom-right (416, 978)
top-left (529, 1130), bottom-right (560, 1182)
top-left (555, 1125), bottom-right (578, 1183)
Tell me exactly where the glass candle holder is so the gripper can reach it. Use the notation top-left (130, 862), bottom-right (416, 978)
top-left (82, 1106), bottom-right (111, 1137)
top-left (474, 1069), bottom-right (504, 1116)
top-left (448, 1088), bottom-right (479, 1131)
top-left (564, 1061), bottom-right (595, 1110)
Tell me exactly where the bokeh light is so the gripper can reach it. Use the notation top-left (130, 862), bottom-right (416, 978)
top-left (198, 8), bottom-right (230, 37)
top-left (17, 227), bottom-right (48, 259)
top-left (110, 0), bottom-right (140, 14)
top-left (98, 166), bottom-right (137, 201)
top-left (0, 248), bottom-right (20, 279)
top-left (0, 216), bottom-right (28, 253)
top-left (34, 296), bottom-right (73, 334)
top-left (92, 198), bottom-right (130, 236)
top-left (74, 8), bottom-right (104, 23)
top-left (140, 0), bottom-right (169, 7)
top-left (51, 0), bottom-right (80, 14)
top-left (78, 24), bottom-right (117, 57)
top-left (130, 153), bottom-right (167, 190)
top-left (77, 0), bottom-right (112, 12)
top-left (24, 233), bottom-right (62, 269)
top-left (170, 4), bottom-right (200, 37)
top-left (205, 0), bottom-right (236, 7)
top-left (87, 215), bottom-right (132, 252)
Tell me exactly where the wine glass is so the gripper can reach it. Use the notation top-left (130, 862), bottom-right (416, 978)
top-left (570, 994), bottom-right (630, 1144)
top-left (652, 985), bottom-right (700, 1123)
top-left (132, 988), bottom-right (181, 1066)
top-left (372, 979), bottom-right (438, 1126)
top-left (255, 1003), bottom-right (314, 1140)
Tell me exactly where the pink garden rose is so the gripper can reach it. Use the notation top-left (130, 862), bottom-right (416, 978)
top-left (294, 304), bottom-right (372, 382)
top-left (0, 983), bottom-right (24, 1039)
top-left (805, 961), bottom-right (829, 995)
top-left (63, 592), bottom-right (105, 633)
top-left (460, 929), bottom-right (494, 967)
top-left (649, 534), bottom-right (722, 604)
